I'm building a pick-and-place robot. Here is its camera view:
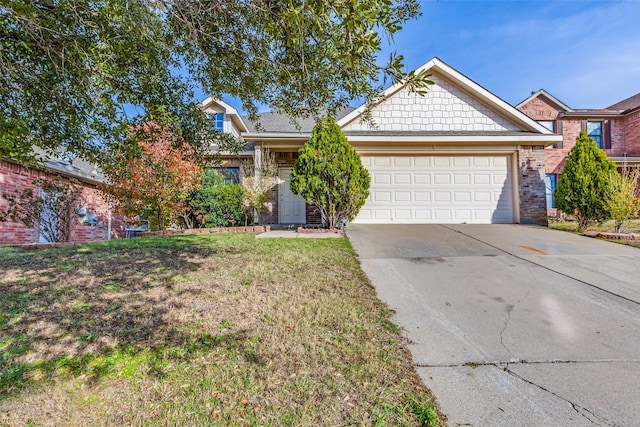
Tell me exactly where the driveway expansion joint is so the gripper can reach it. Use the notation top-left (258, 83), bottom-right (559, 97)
top-left (415, 359), bottom-right (640, 368)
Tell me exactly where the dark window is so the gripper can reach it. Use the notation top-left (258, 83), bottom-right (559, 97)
top-left (587, 121), bottom-right (603, 149)
top-left (545, 174), bottom-right (557, 208)
top-left (214, 167), bottom-right (240, 184)
top-left (211, 113), bottom-right (224, 132)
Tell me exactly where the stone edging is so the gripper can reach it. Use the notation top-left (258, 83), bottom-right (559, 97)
top-left (138, 225), bottom-right (271, 237)
top-left (584, 230), bottom-right (640, 241)
top-left (296, 227), bottom-right (344, 235)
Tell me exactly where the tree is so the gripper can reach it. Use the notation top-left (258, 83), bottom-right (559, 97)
top-left (2, 0), bottom-right (430, 164)
top-left (290, 117), bottom-right (370, 229)
top-left (604, 168), bottom-right (640, 233)
top-left (555, 130), bottom-right (617, 231)
top-left (102, 121), bottom-right (202, 230)
top-left (1, 176), bottom-right (83, 242)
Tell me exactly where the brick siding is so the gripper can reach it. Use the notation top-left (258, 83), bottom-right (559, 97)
top-left (622, 110), bottom-right (640, 155)
top-left (518, 146), bottom-right (548, 225)
top-left (0, 159), bottom-right (125, 245)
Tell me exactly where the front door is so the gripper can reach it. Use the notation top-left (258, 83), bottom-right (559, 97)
top-left (278, 169), bottom-right (306, 224)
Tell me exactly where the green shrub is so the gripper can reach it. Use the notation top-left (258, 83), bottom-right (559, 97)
top-left (555, 130), bottom-right (617, 231)
top-left (187, 170), bottom-right (247, 227)
top-left (604, 168), bottom-right (640, 233)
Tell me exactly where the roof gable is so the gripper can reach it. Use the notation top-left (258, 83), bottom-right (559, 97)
top-left (516, 89), bottom-right (573, 112)
top-left (338, 57), bottom-right (552, 135)
top-left (200, 97), bottom-right (249, 133)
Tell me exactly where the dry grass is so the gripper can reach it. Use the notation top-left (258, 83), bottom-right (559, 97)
top-left (0, 234), bottom-right (442, 426)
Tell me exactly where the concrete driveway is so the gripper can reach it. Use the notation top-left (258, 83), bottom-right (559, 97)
top-left (346, 224), bottom-right (640, 426)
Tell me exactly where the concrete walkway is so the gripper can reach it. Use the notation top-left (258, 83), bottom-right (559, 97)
top-left (255, 229), bottom-right (343, 238)
top-left (347, 224), bottom-right (640, 427)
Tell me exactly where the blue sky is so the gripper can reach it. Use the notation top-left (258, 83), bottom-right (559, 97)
top-left (381, 0), bottom-right (640, 109)
top-left (215, 0), bottom-right (640, 113)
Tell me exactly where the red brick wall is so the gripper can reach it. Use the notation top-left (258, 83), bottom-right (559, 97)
top-left (622, 110), bottom-right (640, 155)
top-left (518, 146), bottom-right (548, 225)
top-left (1, 160), bottom-right (125, 245)
top-left (518, 96), bottom-right (561, 121)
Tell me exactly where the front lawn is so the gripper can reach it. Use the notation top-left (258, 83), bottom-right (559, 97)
top-left (0, 234), bottom-right (441, 426)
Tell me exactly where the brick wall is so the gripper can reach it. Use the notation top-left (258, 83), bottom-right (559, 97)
top-left (517, 96), bottom-right (561, 121)
top-left (1, 159), bottom-right (125, 245)
top-left (518, 146), bottom-right (548, 225)
top-left (623, 110), bottom-right (640, 155)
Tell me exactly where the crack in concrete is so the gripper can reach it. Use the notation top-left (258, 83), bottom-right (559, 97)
top-left (499, 302), bottom-right (517, 360)
top-left (501, 364), bottom-right (619, 427)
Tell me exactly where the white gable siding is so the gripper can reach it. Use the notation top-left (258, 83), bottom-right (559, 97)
top-left (342, 74), bottom-right (521, 132)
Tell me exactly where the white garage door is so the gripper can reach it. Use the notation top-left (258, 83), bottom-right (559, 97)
top-left (354, 155), bottom-right (514, 224)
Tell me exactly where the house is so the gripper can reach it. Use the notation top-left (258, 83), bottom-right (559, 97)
top-left (0, 151), bottom-right (125, 245)
top-left (517, 90), bottom-right (640, 214)
top-left (207, 57), bottom-right (561, 226)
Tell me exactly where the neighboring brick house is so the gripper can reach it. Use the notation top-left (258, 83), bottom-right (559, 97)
top-left (517, 90), bottom-right (640, 215)
top-left (207, 57), bottom-right (560, 226)
top-left (0, 152), bottom-right (126, 245)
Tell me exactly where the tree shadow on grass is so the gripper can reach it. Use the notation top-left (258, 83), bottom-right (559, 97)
top-left (0, 234), bottom-right (253, 397)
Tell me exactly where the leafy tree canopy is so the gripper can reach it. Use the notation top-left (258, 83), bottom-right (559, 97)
top-left (1, 0), bottom-right (428, 164)
top-left (290, 116), bottom-right (370, 229)
top-left (101, 120), bottom-right (203, 230)
top-left (555, 130), bottom-right (617, 231)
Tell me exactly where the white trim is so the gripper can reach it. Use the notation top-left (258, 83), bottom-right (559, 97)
top-left (345, 134), bottom-right (560, 144)
top-left (200, 97), bottom-right (249, 132)
top-left (337, 57), bottom-right (554, 135)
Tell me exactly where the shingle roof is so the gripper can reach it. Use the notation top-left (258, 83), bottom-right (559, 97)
top-left (243, 107), bottom-right (355, 133)
top-left (33, 147), bottom-right (105, 183)
top-left (607, 92), bottom-right (640, 113)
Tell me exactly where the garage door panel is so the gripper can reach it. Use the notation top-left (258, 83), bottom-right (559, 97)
top-left (434, 174), bottom-right (451, 185)
top-left (394, 157), bottom-right (411, 167)
top-left (374, 157), bottom-right (392, 167)
top-left (394, 173), bottom-right (412, 185)
top-left (454, 174), bottom-right (471, 185)
top-left (414, 157), bottom-right (431, 167)
top-left (414, 174), bottom-right (431, 185)
top-left (353, 155), bottom-right (514, 224)
top-left (394, 191), bottom-right (411, 202)
top-left (374, 173), bottom-right (392, 184)
top-left (473, 157), bottom-right (491, 167)
top-left (454, 192), bottom-right (472, 202)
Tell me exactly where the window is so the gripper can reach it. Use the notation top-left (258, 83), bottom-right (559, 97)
top-left (211, 113), bottom-right (224, 132)
top-left (538, 120), bottom-right (562, 148)
top-left (214, 167), bottom-right (240, 184)
top-left (587, 121), bottom-right (603, 148)
top-left (545, 174), bottom-right (557, 209)
top-left (538, 120), bottom-right (554, 132)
